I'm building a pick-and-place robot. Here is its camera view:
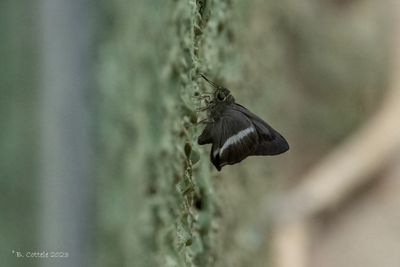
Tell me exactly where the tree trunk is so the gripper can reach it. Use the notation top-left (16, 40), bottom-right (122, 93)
top-left (96, 1), bottom-right (235, 266)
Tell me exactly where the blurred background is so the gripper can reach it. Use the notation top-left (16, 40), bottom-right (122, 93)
top-left (1, 0), bottom-right (400, 267)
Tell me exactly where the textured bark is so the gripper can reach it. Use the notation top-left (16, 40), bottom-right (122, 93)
top-left (96, 1), bottom-right (235, 266)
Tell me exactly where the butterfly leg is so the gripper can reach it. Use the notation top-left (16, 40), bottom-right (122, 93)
top-left (195, 106), bottom-right (211, 112)
top-left (191, 94), bottom-right (212, 100)
top-left (191, 95), bottom-right (212, 103)
top-left (195, 118), bottom-right (214, 124)
top-left (195, 99), bottom-right (216, 111)
top-left (193, 92), bottom-right (213, 97)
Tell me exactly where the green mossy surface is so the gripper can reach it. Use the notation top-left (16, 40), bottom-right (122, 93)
top-left (96, 1), bottom-right (236, 266)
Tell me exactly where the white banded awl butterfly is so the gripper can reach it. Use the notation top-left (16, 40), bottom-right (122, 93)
top-left (196, 74), bottom-right (289, 171)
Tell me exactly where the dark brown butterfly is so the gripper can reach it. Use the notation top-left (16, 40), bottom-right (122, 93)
top-left (197, 74), bottom-right (289, 171)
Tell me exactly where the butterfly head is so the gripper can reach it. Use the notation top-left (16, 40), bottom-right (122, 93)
top-left (214, 88), bottom-right (234, 103)
top-left (200, 74), bottom-right (235, 103)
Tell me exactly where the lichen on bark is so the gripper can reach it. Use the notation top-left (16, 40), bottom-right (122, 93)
top-left (97, 0), bottom-right (235, 266)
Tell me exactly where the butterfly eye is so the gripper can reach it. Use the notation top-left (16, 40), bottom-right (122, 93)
top-left (217, 91), bottom-right (226, 101)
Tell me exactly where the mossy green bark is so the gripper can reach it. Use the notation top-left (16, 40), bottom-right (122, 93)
top-left (97, 1), bottom-right (234, 266)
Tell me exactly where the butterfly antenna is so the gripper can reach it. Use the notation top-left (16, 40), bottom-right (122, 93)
top-left (199, 74), bottom-right (220, 89)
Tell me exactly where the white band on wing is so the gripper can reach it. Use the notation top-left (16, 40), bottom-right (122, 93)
top-left (219, 126), bottom-right (255, 156)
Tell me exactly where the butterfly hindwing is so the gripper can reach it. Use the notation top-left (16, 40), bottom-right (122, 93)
top-left (232, 103), bottom-right (289, 155)
top-left (251, 119), bottom-right (289, 155)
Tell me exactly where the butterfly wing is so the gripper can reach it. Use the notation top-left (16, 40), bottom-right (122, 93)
top-left (198, 123), bottom-right (213, 145)
top-left (198, 108), bottom-right (259, 171)
top-left (232, 103), bottom-right (289, 155)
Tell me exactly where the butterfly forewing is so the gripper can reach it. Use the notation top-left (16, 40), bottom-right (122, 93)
top-left (198, 108), bottom-right (259, 170)
top-left (216, 109), bottom-right (259, 169)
